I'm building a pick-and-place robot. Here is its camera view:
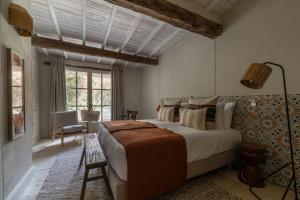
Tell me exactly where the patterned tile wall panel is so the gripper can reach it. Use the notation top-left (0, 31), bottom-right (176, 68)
top-left (218, 95), bottom-right (300, 195)
top-left (161, 94), bottom-right (300, 194)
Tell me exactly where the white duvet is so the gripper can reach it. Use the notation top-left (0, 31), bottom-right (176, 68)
top-left (98, 119), bottom-right (241, 181)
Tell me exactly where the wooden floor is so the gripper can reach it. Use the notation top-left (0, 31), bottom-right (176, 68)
top-left (15, 137), bottom-right (295, 200)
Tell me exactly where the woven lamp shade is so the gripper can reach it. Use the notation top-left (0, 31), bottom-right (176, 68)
top-left (241, 63), bottom-right (272, 89)
top-left (8, 3), bottom-right (33, 37)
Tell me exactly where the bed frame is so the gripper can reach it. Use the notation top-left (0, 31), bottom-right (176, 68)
top-left (105, 149), bottom-right (238, 200)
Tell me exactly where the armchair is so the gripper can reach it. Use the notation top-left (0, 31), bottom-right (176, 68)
top-left (52, 111), bottom-right (87, 147)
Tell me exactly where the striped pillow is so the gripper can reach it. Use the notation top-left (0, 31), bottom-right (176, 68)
top-left (188, 96), bottom-right (219, 129)
top-left (163, 98), bottom-right (181, 122)
top-left (158, 106), bottom-right (175, 122)
top-left (180, 108), bottom-right (207, 130)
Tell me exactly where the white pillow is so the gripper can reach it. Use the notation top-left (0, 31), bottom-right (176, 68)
top-left (164, 98), bottom-right (181, 106)
top-left (158, 106), bottom-right (175, 122)
top-left (188, 96), bottom-right (218, 105)
top-left (224, 102), bottom-right (236, 129)
top-left (215, 103), bottom-right (225, 129)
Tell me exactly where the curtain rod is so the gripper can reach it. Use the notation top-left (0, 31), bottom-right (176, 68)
top-left (43, 60), bottom-right (112, 72)
top-left (65, 64), bottom-right (111, 72)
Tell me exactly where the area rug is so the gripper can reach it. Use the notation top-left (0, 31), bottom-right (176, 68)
top-left (37, 146), bottom-right (241, 200)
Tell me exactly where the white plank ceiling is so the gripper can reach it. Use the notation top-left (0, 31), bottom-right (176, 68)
top-left (31, 0), bottom-right (239, 67)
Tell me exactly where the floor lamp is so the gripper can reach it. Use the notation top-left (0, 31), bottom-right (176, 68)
top-left (240, 62), bottom-right (298, 200)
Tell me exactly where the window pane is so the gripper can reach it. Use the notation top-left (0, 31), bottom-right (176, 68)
top-left (103, 106), bottom-right (111, 121)
top-left (12, 66), bottom-right (22, 86)
top-left (102, 90), bottom-right (111, 105)
top-left (77, 106), bottom-right (88, 112)
top-left (13, 107), bottom-right (22, 115)
top-left (94, 106), bottom-right (102, 121)
top-left (92, 73), bottom-right (102, 89)
top-left (68, 106), bottom-right (77, 111)
top-left (78, 106), bottom-right (88, 121)
top-left (12, 87), bottom-right (23, 107)
top-left (77, 72), bottom-right (88, 88)
top-left (92, 90), bottom-right (101, 106)
top-left (67, 88), bottom-right (76, 106)
top-left (66, 70), bottom-right (76, 88)
top-left (103, 74), bottom-right (111, 89)
top-left (77, 89), bottom-right (88, 106)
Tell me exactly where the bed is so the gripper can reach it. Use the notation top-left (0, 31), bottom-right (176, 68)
top-left (98, 119), bottom-right (241, 200)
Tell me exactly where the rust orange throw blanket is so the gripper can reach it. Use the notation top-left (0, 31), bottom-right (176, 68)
top-left (102, 120), bottom-right (187, 200)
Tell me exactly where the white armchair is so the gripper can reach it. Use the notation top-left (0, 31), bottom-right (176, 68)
top-left (52, 111), bottom-right (87, 147)
top-left (80, 110), bottom-right (100, 133)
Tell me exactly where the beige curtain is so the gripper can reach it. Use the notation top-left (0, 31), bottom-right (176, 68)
top-left (49, 58), bottom-right (66, 136)
top-left (111, 65), bottom-right (124, 120)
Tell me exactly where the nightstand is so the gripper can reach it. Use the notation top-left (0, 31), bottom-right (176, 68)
top-left (238, 143), bottom-right (266, 188)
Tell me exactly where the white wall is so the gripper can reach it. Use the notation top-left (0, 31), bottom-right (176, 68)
top-left (0, 0), bottom-right (39, 199)
top-left (142, 0), bottom-right (300, 118)
top-left (216, 0), bottom-right (300, 96)
top-left (141, 66), bottom-right (160, 118)
top-left (123, 67), bottom-right (143, 119)
top-left (38, 56), bottom-right (52, 138)
top-left (159, 33), bottom-right (216, 98)
top-left (142, 33), bottom-right (216, 118)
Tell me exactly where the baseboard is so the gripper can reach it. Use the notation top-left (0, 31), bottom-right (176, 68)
top-left (6, 166), bottom-right (34, 200)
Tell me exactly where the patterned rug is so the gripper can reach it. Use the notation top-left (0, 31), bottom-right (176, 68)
top-left (37, 146), bottom-right (241, 200)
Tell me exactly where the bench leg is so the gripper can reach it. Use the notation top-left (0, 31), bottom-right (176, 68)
top-left (79, 146), bottom-right (85, 167)
top-left (80, 168), bottom-right (89, 200)
top-left (101, 166), bottom-right (112, 196)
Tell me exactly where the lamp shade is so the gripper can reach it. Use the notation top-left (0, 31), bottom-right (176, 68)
top-left (241, 63), bottom-right (272, 89)
top-left (8, 3), bottom-right (33, 37)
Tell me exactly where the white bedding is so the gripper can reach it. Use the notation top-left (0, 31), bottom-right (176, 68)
top-left (98, 119), bottom-right (241, 181)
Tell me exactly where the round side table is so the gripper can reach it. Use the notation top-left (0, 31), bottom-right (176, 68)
top-left (238, 143), bottom-right (266, 188)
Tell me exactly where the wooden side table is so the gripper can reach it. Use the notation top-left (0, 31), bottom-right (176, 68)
top-left (239, 143), bottom-right (266, 188)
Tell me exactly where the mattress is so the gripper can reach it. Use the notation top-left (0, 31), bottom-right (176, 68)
top-left (98, 119), bottom-right (241, 181)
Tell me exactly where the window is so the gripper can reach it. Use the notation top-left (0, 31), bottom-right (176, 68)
top-left (65, 68), bottom-right (111, 121)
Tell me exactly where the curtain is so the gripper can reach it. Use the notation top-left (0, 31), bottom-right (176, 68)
top-left (111, 65), bottom-right (124, 120)
top-left (49, 58), bottom-right (66, 136)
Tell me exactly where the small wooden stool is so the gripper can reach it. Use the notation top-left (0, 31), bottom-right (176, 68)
top-left (239, 143), bottom-right (266, 188)
top-left (80, 133), bottom-right (112, 200)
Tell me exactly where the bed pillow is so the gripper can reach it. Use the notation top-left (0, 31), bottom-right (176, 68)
top-left (164, 98), bottom-right (181, 106)
top-left (224, 102), bottom-right (236, 129)
top-left (215, 103), bottom-right (225, 129)
top-left (180, 108), bottom-right (207, 130)
top-left (163, 98), bottom-right (181, 122)
top-left (158, 106), bottom-right (175, 122)
top-left (188, 96), bottom-right (219, 130)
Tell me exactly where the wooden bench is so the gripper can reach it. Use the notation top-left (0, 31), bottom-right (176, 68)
top-left (79, 133), bottom-right (112, 200)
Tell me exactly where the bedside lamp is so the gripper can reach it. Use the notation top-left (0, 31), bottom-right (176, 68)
top-left (241, 62), bottom-right (298, 200)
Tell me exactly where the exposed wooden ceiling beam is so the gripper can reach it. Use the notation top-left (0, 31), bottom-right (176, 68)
top-left (103, 0), bottom-right (223, 38)
top-left (103, 6), bottom-right (117, 47)
top-left (47, 0), bottom-right (62, 40)
top-left (32, 35), bottom-right (158, 65)
top-left (136, 22), bottom-right (164, 54)
top-left (82, 0), bottom-right (87, 45)
top-left (97, 57), bottom-right (102, 63)
top-left (120, 16), bottom-right (141, 50)
top-left (150, 29), bottom-right (181, 57)
top-left (206, 0), bottom-right (222, 12)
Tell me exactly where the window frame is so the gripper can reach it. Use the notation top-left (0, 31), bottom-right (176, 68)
top-left (65, 66), bottom-right (112, 121)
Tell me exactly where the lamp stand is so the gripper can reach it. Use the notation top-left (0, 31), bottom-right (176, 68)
top-left (249, 62), bottom-right (298, 200)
